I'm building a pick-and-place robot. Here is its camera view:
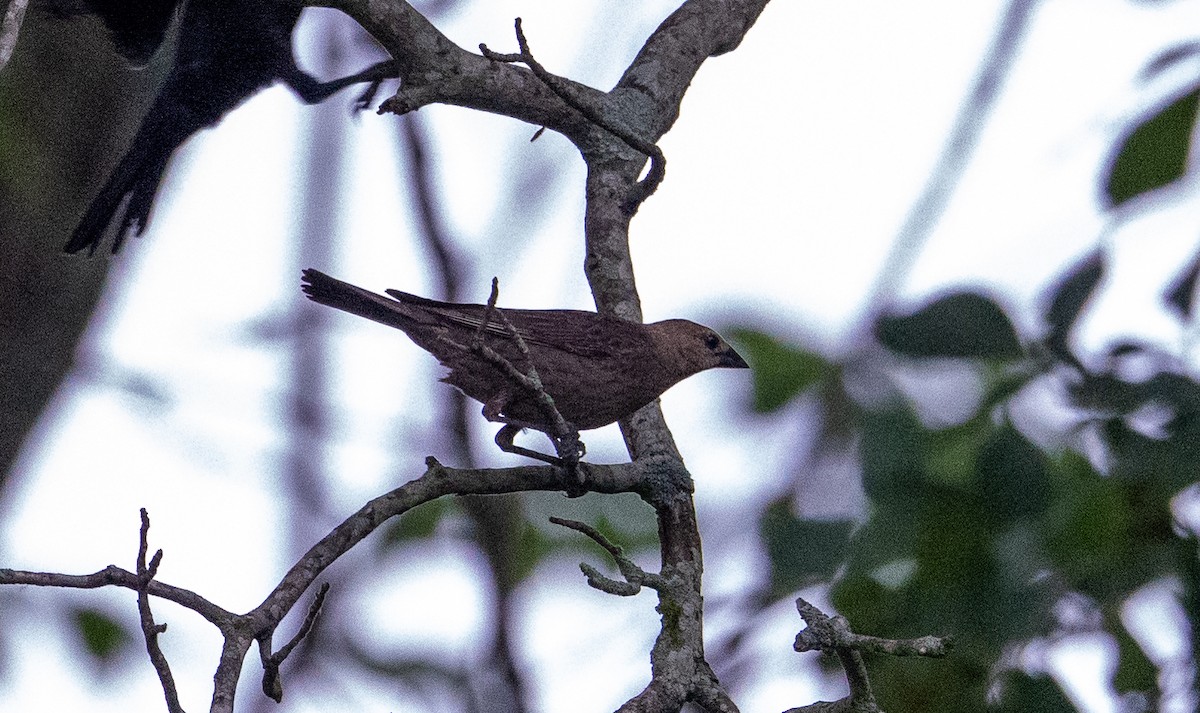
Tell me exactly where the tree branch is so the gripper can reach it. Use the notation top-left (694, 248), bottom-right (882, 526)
top-left (787, 597), bottom-right (954, 713)
top-left (0, 565), bottom-right (233, 627)
top-left (260, 582), bottom-right (331, 702)
top-left (1, 458), bottom-right (651, 711)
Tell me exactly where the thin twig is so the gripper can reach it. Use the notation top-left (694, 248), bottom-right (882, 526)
top-left (480, 18), bottom-right (666, 212)
top-left (261, 582), bottom-right (332, 702)
top-left (793, 597), bottom-right (953, 658)
top-left (438, 278), bottom-right (584, 465)
top-left (135, 509), bottom-right (185, 713)
top-left (549, 517), bottom-right (667, 594)
top-left (788, 597), bottom-right (953, 713)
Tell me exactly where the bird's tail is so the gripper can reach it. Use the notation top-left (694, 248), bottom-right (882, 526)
top-left (301, 269), bottom-right (422, 332)
top-left (64, 98), bottom-right (188, 255)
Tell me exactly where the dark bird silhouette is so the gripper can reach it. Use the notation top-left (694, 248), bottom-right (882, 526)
top-left (63, 0), bottom-right (398, 255)
top-left (301, 269), bottom-right (748, 462)
top-left (46, 0), bottom-right (179, 66)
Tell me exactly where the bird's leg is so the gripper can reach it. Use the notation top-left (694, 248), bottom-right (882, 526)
top-left (467, 287), bottom-right (586, 476)
top-left (485, 404), bottom-right (585, 491)
top-left (493, 426), bottom-right (586, 497)
top-left (280, 60), bottom-right (400, 109)
top-left (483, 399), bottom-right (561, 463)
top-left (493, 424), bottom-right (562, 465)
top-left (483, 403), bottom-right (584, 459)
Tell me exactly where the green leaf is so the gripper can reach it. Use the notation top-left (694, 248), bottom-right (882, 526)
top-left (760, 497), bottom-right (853, 596)
top-left (992, 672), bottom-right (1076, 712)
top-left (728, 328), bottom-right (829, 412)
top-left (975, 426), bottom-right (1050, 523)
top-left (73, 607), bottom-right (130, 662)
top-left (876, 292), bottom-right (1023, 359)
top-left (1113, 623), bottom-right (1157, 693)
top-left (980, 364), bottom-right (1036, 410)
top-left (1105, 87), bottom-right (1200, 207)
top-left (1042, 454), bottom-right (1131, 588)
top-left (860, 406), bottom-right (926, 499)
top-left (829, 573), bottom-right (894, 635)
top-left (512, 518), bottom-right (556, 583)
top-left (925, 419), bottom-right (990, 489)
top-left (1044, 250), bottom-right (1103, 368)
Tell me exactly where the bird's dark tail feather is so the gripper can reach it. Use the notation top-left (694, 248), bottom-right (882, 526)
top-left (301, 269), bottom-right (419, 332)
top-left (64, 113), bottom-right (178, 255)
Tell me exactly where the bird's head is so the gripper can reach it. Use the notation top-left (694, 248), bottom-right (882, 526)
top-left (648, 319), bottom-right (749, 379)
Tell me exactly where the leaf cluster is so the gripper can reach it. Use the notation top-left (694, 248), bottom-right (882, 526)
top-left (733, 260), bottom-right (1200, 710)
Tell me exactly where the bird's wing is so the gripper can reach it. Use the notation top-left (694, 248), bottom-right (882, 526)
top-left (384, 289), bottom-right (629, 359)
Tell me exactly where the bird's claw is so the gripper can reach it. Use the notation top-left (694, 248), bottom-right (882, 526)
top-left (493, 424), bottom-right (587, 494)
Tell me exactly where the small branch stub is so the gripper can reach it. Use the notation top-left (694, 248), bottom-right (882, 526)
top-left (793, 597), bottom-right (953, 658)
top-left (787, 596), bottom-right (954, 713)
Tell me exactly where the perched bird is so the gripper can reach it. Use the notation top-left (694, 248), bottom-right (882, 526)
top-left (63, 0), bottom-right (398, 255)
top-left (45, 0), bottom-right (180, 66)
top-left (301, 269), bottom-right (748, 462)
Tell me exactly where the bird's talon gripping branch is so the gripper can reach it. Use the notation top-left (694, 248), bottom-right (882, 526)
top-left (494, 424), bottom-right (561, 465)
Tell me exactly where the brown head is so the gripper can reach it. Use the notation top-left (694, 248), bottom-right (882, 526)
top-left (644, 319), bottom-right (749, 384)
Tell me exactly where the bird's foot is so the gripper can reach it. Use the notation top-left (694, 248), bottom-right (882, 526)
top-left (550, 432), bottom-right (586, 497)
top-left (493, 424), bottom-right (588, 495)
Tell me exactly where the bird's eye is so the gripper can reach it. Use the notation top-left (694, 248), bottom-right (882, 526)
top-left (704, 333), bottom-right (720, 350)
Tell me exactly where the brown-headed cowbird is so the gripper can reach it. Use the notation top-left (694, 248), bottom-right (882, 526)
top-left (301, 269), bottom-right (747, 460)
top-left (63, 0), bottom-right (398, 255)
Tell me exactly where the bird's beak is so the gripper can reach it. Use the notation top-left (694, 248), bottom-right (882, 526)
top-left (720, 346), bottom-right (749, 369)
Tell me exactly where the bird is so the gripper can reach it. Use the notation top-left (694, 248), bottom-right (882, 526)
top-left (45, 0), bottom-right (180, 66)
top-left (62, 0), bottom-right (398, 255)
top-left (300, 269), bottom-right (749, 463)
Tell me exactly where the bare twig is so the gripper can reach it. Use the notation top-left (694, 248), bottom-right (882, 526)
top-left (0, 459), bottom-right (651, 711)
top-left (793, 597), bottom-right (953, 658)
top-left (260, 582), bottom-right (331, 702)
top-left (480, 18), bottom-right (666, 212)
top-left (135, 509), bottom-right (185, 713)
top-left (549, 516), bottom-right (667, 595)
top-left (438, 277), bottom-right (585, 468)
top-left (0, 565), bottom-right (232, 626)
